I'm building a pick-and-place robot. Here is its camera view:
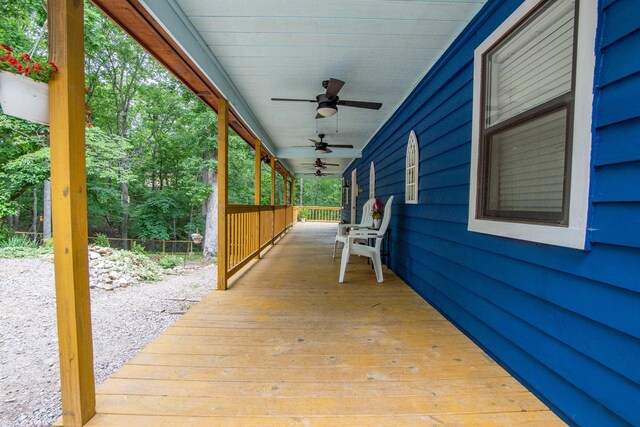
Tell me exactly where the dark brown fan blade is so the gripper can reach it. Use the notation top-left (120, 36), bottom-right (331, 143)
top-left (326, 78), bottom-right (345, 97)
top-left (326, 144), bottom-right (354, 148)
top-left (315, 113), bottom-right (324, 119)
top-left (292, 145), bottom-right (314, 148)
top-left (323, 163), bottom-right (340, 166)
top-left (271, 98), bottom-right (316, 102)
top-left (325, 148), bottom-right (333, 154)
top-left (309, 139), bottom-right (321, 144)
top-left (336, 100), bottom-right (382, 110)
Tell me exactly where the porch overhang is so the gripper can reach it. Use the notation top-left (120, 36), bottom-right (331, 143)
top-left (90, 0), bottom-right (487, 178)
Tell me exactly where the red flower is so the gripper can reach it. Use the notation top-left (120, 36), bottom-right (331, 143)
top-left (16, 64), bottom-right (24, 72)
top-left (0, 43), bottom-right (13, 53)
top-left (48, 61), bottom-right (58, 71)
top-left (24, 66), bottom-right (31, 74)
top-left (8, 57), bottom-right (18, 65)
top-left (21, 53), bottom-right (31, 61)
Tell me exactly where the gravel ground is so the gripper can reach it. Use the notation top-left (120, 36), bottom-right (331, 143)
top-left (0, 257), bottom-right (216, 427)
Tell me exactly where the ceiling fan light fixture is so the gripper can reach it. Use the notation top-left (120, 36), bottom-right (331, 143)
top-left (314, 146), bottom-right (329, 154)
top-left (316, 102), bottom-right (337, 117)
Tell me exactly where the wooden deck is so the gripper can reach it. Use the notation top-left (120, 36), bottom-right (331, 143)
top-left (84, 223), bottom-right (564, 426)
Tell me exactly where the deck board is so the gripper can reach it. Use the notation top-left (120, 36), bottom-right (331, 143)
top-left (86, 223), bottom-right (565, 426)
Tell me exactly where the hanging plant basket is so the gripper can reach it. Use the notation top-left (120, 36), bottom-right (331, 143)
top-left (0, 70), bottom-right (49, 125)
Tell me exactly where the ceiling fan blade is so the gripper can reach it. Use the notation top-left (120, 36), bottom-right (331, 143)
top-left (271, 98), bottom-right (316, 103)
top-left (326, 144), bottom-right (354, 148)
top-left (325, 78), bottom-right (345, 97)
top-left (292, 145), bottom-right (315, 148)
top-left (309, 139), bottom-right (321, 144)
top-left (325, 147), bottom-right (333, 154)
top-left (336, 100), bottom-right (382, 110)
top-left (315, 113), bottom-right (325, 119)
top-left (324, 163), bottom-right (340, 166)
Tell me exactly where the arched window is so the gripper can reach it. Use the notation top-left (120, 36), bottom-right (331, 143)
top-left (405, 130), bottom-right (419, 204)
top-left (369, 162), bottom-right (375, 199)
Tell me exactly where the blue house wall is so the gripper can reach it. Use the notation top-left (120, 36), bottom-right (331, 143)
top-left (342, 0), bottom-right (640, 425)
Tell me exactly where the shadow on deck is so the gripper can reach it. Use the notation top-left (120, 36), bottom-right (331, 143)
top-left (85, 223), bottom-right (564, 426)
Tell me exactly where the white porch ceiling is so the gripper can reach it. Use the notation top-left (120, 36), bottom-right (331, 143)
top-left (141, 0), bottom-right (487, 177)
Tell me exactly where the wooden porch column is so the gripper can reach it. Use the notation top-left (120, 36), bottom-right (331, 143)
top-left (254, 139), bottom-right (261, 205)
top-left (49, 1), bottom-right (96, 425)
top-left (283, 171), bottom-right (288, 205)
top-left (254, 138), bottom-right (261, 259)
top-left (270, 158), bottom-right (275, 205)
top-left (217, 98), bottom-right (229, 291)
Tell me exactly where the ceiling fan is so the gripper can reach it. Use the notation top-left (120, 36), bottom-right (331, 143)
top-left (301, 158), bottom-right (340, 170)
top-left (271, 78), bottom-right (383, 119)
top-left (295, 134), bottom-right (353, 154)
top-left (304, 169), bottom-right (340, 177)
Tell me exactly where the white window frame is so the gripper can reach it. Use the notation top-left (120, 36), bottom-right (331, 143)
top-left (369, 162), bottom-right (376, 199)
top-left (468, 0), bottom-right (597, 250)
top-left (405, 130), bottom-right (419, 204)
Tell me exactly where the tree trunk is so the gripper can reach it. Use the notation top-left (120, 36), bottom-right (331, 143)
top-left (120, 181), bottom-right (129, 249)
top-left (202, 169), bottom-right (218, 259)
top-left (299, 178), bottom-right (304, 206)
top-left (32, 187), bottom-right (38, 239)
top-left (43, 178), bottom-right (52, 243)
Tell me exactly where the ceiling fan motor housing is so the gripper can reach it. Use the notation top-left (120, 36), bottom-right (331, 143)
top-left (316, 94), bottom-right (338, 117)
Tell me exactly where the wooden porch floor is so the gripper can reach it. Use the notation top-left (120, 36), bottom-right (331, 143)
top-left (85, 223), bottom-right (564, 426)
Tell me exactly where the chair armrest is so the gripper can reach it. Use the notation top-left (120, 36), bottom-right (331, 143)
top-left (348, 229), bottom-right (380, 239)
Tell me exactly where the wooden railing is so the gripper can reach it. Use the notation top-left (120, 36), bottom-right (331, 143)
top-left (225, 204), bottom-right (294, 278)
top-left (294, 206), bottom-right (342, 222)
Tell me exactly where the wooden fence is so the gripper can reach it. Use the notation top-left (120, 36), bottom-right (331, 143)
top-left (14, 231), bottom-right (196, 254)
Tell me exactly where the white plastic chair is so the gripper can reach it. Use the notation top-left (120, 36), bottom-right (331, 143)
top-left (333, 197), bottom-right (375, 258)
top-left (339, 195), bottom-right (394, 283)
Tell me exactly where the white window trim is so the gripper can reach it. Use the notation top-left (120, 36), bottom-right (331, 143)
top-left (405, 130), bottom-right (419, 204)
top-left (369, 162), bottom-right (376, 199)
top-left (468, 0), bottom-right (597, 250)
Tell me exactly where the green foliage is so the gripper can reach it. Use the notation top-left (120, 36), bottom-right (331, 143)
top-left (298, 208), bottom-right (310, 219)
top-left (0, 225), bottom-right (15, 243)
top-left (131, 241), bottom-right (146, 254)
top-left (295, 178), bottom-right (342, 207)
top-left (0, 234), bottom-right (38, 248)
top-left (157, 255), bottom-right (183, 269)
top-left (93, 233), bottom-right (110, 247)
top-left (0, 234), bottom-right (49, 258)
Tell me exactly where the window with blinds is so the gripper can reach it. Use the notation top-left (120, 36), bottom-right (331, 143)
top-left (369, 162), bottom-right (376, 199)
top-left (478, 0), bottom-right (576, 224)
top-left (405, 131), bottom-right (419, 204)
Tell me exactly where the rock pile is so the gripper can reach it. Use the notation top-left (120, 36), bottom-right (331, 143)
top-left (88, 246), bottom-right (163, 290)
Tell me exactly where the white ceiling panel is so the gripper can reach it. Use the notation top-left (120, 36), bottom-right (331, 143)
top-left (161, 0), bottom-right (487, 176)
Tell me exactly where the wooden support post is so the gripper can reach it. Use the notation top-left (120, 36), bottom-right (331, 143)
top-left (283, 171), bottom-right (288, 205)
top-left (270, 158), bottom-right (275, 206)
top-left (270, 158), bottom-right (275, 244)
top-left (49, 1), bottom-right (96, 425)
top-left (254, 139), bottom-right (261, 259)
top-left (217, 98), bottom-right (229, 291)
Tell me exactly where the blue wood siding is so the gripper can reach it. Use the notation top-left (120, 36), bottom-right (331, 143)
top-left (342, 0), bottom-right (640, 425)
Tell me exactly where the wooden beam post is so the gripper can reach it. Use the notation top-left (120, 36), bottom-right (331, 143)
top-left (217, 98), bottom-right (229, 291)
top-left (270, 158), bottom-right (275, 244)
top-left (254, 139), bottom-right (261, 206)
top-left (283, 171), bottom-right (288, 205)
top-left (48, 1), bottom-right (96, 425)
top-left (254, 139), bottom-right (261, 259)
top-left (270, 158), bottom-right (275, 205)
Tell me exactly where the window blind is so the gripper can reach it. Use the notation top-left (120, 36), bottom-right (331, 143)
top-left (486, 0), bottom-right (575, 127)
